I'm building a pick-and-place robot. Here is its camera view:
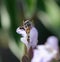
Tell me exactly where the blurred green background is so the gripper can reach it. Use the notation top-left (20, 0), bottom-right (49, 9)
top-left (0, 0), bottom-right (60, 62)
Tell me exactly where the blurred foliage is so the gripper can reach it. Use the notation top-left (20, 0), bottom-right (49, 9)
top-left (37, 0), bottom-right (45, 11)
top-left (4, 0), bottom-right (20, 42)
top-left (0, 16), bottom-right (1, 28)
top-left (38, 0), bottom-right (60, 39)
